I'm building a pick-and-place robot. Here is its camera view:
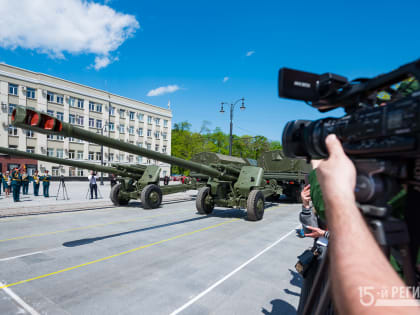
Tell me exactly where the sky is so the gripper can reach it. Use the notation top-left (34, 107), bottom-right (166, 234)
top-left (0, 0), bottom-right (419, 141)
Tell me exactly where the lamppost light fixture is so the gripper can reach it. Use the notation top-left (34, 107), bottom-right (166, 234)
top-left (240, 98), bottom-right (246, 110)
top-left (220, 103), bottom-right (225, 113)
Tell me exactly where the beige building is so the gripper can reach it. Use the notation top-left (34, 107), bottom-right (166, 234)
top-left (0, 63), bottom-right (172, 178)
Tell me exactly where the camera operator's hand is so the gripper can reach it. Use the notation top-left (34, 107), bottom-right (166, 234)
top-left (316, 134), bottom-right (356, 210)
top-left (300, 184), bottom-right (311, 208)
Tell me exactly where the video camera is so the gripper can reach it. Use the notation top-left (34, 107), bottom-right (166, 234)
top-left (279, 60), bottom-right (420, 215)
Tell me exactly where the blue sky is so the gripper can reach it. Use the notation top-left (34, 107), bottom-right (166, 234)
top-left (0, 0), bottom-right (419, 141)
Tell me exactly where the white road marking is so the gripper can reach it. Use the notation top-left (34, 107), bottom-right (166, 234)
top-left (0, 281), bottom-right (40, 315)
top-left (0, 247), bottom-right (62, 262)
top-left (170, 225), bottom-right (300, 315)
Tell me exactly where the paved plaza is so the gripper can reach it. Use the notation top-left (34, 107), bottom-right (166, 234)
top-left (0, 182), bottom-right (311, 314)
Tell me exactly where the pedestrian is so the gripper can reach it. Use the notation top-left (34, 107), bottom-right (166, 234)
top-left (21, 167), bottom-right (29, 195)
top-left (32, 170), bottom-right (40, 196)
top-left (88, 171), bottom-right (98, 199)
top-left (110, 173), bottom-right (117, 188)
top-left (41, 170), bottom-right (51, 197)
top-left (0, 170), bottom-right (2, 196)
top-left (3, 171), bottom-right (10, 197)
top-left (163, 175), bottom-right (170, 185)
top-left (10, 168), bottom-right (22, 202)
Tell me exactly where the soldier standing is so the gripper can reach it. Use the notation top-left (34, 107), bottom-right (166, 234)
top-left (32, 170), bottom-right (40, 196)
top-left (41, 170), bottom-right (51, 197)
top-left (10, 168), bottom-right (22, 202)
top-left (21, 167), bottom-right (29, 195)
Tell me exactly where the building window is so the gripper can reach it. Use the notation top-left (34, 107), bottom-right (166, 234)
top-left (119, 153), bottom-right (124, 161)
top-left (26, 147), bottom-right (35, 153)
top-left (8, 125), bottom-right (18, 136)
top-left (162, 145), bottom-right (167, 153)
top-left (56, 149), bottom-right (64, 158)
top-left (109, 122), bottom-right (115, 131)
top-left (56, 135), bottom-right (64, 141)
top-left (69, 97), bottom-right (75, 107)
top-left (109, 106), bottom-right (115, 116)
top-left (77, 168), bottom-right (84, 176)
top-left (128, 126), bottom-right (134, 135)
top-left (89, 102), bottom-right (95, 111)
top-left (147, 129), bottom-right (152, 137)
top-left (8, 103), bottom-right (16, 115)
top-left (52, 167), bottom-right (60, 176)
top-left (119, 124), bottom-right (125, 133)
top-left (56, 112), bottom-right (64, 121)
top-left (26, 87), bottom-right (36, 99)
top-left (96, 119), bottom-right (102, 129)
top-left (146, 159), bottom-right (151, 164)
top-left (164, 119), bottom-right (168, 127)
top-left (47, 148), bottom-right (54, 157)
top-left (129, 111), bottom-right (135, 120)
top-left (68, 150), bottom-right (75, 159)
top-left (155, 131), bottom-right (160, 139)
top-left (9, 83), bottom-right (18, 95)
top-left (47, 109), bottom-right (54, 116)
top-left (95, 152), bottom-right (101, 160)
top-left (88, 152), bottom-right (94, 160)
top-left (96, 103), bottom-right (102, 112)
top-left (77, 99), bottom-right (84, 109)
top-left (109, 153), bottom-right (114, 162)
top-left (119, 109), bottom-right (125, 118)
top-left (137, 156), bottom-right (142, 163)
top-left (138, 128), bottom-right (143, 136)
top-left (47, 91), bottom-right (54, 102)
top-left (26, 130), bottom-right (35, 138)
top-left (77, 151), bottom-right (84, 160)
top-left (77, 115), bottom-right (84, 126)
top-left (89, 118), bottom-right (95, 128)
top-left (47, 134), bottom-right (54, 140)
top-left (147, 116), bottom-right (152, 124)
top-left (138, 113), bottom-right (144, 121)
top-left (146, 143), bottom-right (151, 150)
top-left (69, 114), bottom-right (76, 124)
top-left (69, 167), bottom-right (76, 176)
top-left (155, 144), bottom-right (159, 152)
top-left (155, 118), bottom-right (160, 126)
top-left (56, 94), bottom-right (64, 104)
top-left (128, 155), bottom-right (133, 163)
top-left (163, 132), bottom-right (167, 140)
top-left (77, 139), bottom-right (84, 143)
top-left (138, 142), bottom-right (143, 148)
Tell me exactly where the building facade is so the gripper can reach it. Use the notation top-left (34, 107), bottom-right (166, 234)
top-left (0, 63), bottom-right (172, 178)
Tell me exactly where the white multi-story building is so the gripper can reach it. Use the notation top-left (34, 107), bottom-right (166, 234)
top-left (0, 63), bottom-right (172, 178)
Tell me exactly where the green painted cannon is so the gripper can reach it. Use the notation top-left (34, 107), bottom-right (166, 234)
top-left (12, 107), bottom-right (281, 220)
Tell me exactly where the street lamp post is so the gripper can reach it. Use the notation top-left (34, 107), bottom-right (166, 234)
top-left (220, 98), bottom-right (245, 156)
top-left (97, 126), bottom-right (107, 185)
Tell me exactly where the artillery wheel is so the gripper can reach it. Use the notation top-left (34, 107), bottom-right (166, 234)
top-left (196, 187), bottom-right (214, 215)
top-left (141, 184), bottom-right (162, 209)
top-left (110, 183), bottom-right (129, 206)
top-left (246, 190), bottom-right (265, 221)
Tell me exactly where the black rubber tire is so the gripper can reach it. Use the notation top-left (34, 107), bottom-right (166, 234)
top-left (246, 190), bottom-right (265, 221)
top-left (110, 183), bottom-right (129, 206)
top-left (141, 184), bottom-right (162, 209)
top-left (196, 187), bottom-right (214, 215)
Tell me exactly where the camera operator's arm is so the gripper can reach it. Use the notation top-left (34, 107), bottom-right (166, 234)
top-left (316, 134), bottom-right (418, 314)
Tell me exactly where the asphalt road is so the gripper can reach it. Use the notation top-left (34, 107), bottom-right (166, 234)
top-left (0, 197), bottom-right (311, 315)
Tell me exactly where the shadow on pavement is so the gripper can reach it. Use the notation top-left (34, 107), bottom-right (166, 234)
top-left (63, 215), bottom-right (212, 247)
top-left (261, 299), bottom-right (297, 315)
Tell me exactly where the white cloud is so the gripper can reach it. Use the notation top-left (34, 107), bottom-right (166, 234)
top-left (246, 50), bottom-right (255, 57)
top-left (223, 76), bottom-right (229, 83)
top-left (147, 85), bottom-right (180, 97)
top-left (0, 0), bottom-right (139, 70)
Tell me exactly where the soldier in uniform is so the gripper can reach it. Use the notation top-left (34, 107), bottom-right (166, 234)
top-left (32, 170), bottom-right (40, 196)
top-left (2, 171), bottom-right (10, 197)
top-left (10, 168), bottom-right (22, 202)
top-left (41, 170), bottom-right (51, 197)
top-left (21, 166), bottom-right (29, 195)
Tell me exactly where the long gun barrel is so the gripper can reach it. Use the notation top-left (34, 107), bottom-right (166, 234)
top-left (12, 108), bottom-right (236, 181)
top-left (0, 146), bottom-right (141, 179)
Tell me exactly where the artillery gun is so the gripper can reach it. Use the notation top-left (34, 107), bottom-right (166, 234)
top-left (12, 107), bottom-right (282, 220)
top-left (0, 143), bottom-right (200, 209)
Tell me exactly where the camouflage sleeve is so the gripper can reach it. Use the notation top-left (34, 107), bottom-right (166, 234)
top-left (308, 169), bottom-right (326, 221)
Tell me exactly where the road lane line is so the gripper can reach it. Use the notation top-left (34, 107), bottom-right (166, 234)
top-left (0, 210), bottom-right (190, 243)
top-left (169, 224), bottom-right (300, 315)
top-left (0, 247), bottom-right (62, 262)
top-left (0, 218), bottom-right (240, 289)
top-left (0, 281), bottom-right (40, 315)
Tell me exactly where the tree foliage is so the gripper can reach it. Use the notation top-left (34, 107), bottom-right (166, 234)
top-left (171, 121), bottom-right (282, 174)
